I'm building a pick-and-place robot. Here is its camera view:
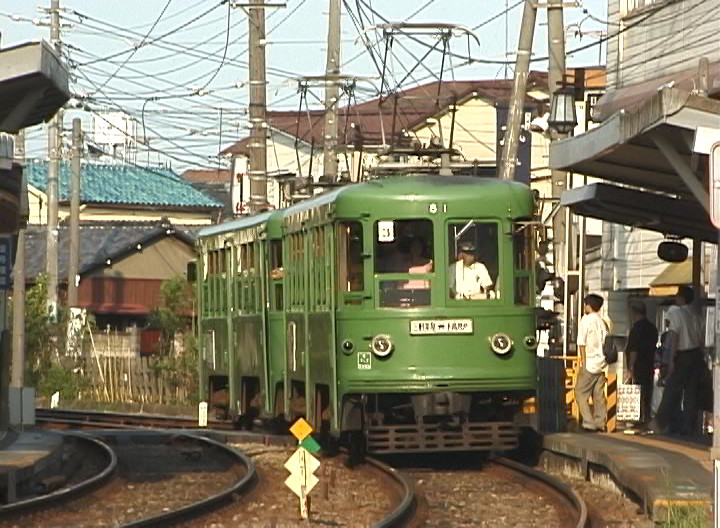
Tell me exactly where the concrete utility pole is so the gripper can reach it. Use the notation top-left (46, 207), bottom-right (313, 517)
top-left (247, 0), bottom-right (268, 213)
top-left (547, 0), bottom-right (573, 356)
top-left (547, 0), bottom-right (568, 273)
top-left (498, 0), bottom-right (537, 181)
top-left (46, 0), bottom-right (62, 318)
top-left (68, 118), bottom-right (81, 307)
top-left (11, 130), bottom-right (25, 389)
top-left (322, 0), bottom-right (341, 183)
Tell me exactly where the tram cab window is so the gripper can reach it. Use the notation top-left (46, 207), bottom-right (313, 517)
top-left (375, 219), bottom-right (433, 307)
top-left (513, 222), bottom-right (533, 305)
top-left (448, 222), bottom-right (499, 300)
top-left (337, 221), bottom-right (364, 292)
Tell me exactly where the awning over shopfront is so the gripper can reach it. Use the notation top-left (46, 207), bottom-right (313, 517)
top-left (0, 41), bottom-right (70, 133)
top-left (561, 183), bottom-right (715, 243)
top-left (550, 87), bottom-right (720, 201)
top-left (648, 260), bottom-right (691, 297)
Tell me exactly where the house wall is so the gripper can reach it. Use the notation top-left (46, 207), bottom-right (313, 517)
top-left (607, 0), bottom-right (720, 90)
top-left (86, 237), bottom-right (195, 280)
top-left (78, 277), bottom-right (164, 315)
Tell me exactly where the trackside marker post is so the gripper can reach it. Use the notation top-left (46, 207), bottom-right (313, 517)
top-left (198, 402), bottom-right (208, 428)
top-left (286, 418), bottom-right (321, 519)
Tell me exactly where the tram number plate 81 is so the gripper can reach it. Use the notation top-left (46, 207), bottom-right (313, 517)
top-left (410, 319), bottom-right (473, 335)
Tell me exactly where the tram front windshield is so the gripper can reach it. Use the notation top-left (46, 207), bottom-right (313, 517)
top-left (375, 219), bottom-right (433, 308)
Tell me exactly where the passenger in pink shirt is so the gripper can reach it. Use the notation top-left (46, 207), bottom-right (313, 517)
top-left (403, 238), bottom-right (432, 289)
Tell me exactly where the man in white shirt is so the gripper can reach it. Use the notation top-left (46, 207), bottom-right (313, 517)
top-left (654, 286), bottom-right (705, 435)
top-left (575, 293), bottom-right (608, 432)
top-left (449, 241), bottom-right (495, 300)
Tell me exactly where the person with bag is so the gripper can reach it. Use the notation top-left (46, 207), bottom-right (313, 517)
top-left (624, 300), bottom-right (658, 427)
top-left (575, 294), bottom-right (609, 432)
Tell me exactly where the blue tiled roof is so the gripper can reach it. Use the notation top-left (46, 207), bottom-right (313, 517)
top-left (25, 160), bottom-right (222, 209)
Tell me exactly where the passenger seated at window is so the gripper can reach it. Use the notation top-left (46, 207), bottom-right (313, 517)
top-left (401, 237), bottom-right (432, 289)
top-left (449, 241), bottom-right (495, 300)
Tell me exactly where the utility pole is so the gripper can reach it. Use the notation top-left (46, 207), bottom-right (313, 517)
top-left (68, 118), bottom-right (81, 308)
top-left (46, 0), bottom-right (62, 318)
top-left (547, 0), bottom-right (571, 355)
top-left (11, 130), bottom-right (25, 390)
top-left (322, 0), bottom-right (341, 183)
top-left (498, 0), bottom-right (537, 181)
top-left (247, 0), bottom-right (268, 213)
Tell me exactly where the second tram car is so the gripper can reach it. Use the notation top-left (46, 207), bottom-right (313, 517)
top-left (195, 174), bottom-right (538, 457)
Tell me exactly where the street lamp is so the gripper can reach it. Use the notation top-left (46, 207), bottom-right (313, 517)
top-left (547, 85), bottom-right (578, 135)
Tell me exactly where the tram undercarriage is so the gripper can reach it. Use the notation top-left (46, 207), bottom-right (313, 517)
top-left (345, 391), bottom-right (535, 456)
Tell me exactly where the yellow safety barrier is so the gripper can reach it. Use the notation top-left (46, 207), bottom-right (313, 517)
top-left (551, 355), bottom-right (617, 432)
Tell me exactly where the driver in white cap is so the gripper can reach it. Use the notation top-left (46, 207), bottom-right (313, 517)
top-left (449, 241), bottom-right (495, 300)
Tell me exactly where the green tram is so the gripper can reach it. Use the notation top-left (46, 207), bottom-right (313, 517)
top-left (195, 174), bottom-right (538, 457)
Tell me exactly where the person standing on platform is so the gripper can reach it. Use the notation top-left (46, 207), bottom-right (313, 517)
top-left (575, 294), bottom-right (609, 432)
top-left (653, 286), bottom-right (704, 435)
top-left (625, 300), bottom-right (658, 426)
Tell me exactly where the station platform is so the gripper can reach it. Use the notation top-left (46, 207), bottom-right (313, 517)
top-left (542, 431), bottom-right (712, 521)
top-left (0, 429), bottom-right (64, 503)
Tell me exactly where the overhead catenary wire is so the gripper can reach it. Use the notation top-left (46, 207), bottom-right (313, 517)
top-left (89, 0), bottom-right (174, 95)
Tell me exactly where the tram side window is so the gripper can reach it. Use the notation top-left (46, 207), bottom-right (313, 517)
top-left (337, 221), bottom-right (364, 292)
top-left (269, 240), bottom-right (284, 310)
top-left (448, 222), bottom-right (499, 300)
top-left (514, 223), bottom-right (533, 305)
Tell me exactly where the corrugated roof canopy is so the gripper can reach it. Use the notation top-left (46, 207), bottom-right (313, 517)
top-left (561, 183), bottom-right (715, 243)
top-left (0, 41), bottom-right (70, 133)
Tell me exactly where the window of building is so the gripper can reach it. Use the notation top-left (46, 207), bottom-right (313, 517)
top-left (337, 221), bottom-right (364, 292)
top-left (448, 221), bottom-right (499, 300)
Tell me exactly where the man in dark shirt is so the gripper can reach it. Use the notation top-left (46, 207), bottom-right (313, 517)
top-left (625, 300), bottom-right (659, 426)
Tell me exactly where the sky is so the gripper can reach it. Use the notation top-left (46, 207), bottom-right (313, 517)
top-left (1, 0), bottom-right (609, 171)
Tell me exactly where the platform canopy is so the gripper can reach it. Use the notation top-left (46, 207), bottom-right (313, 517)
top-left (550, 87), bottom-right (720, 215)
top-left (0, 41), bottom-right (70, 133)
top-left (561, 183), bottom-right (715, 243)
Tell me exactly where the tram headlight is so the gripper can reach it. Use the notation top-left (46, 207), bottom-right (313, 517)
top-left (489, 333), bottom-right (513, 356)
top-left (524, 335), bottom-right (538, 350)
top-left (371, 334), bottom-right (393, 357)
top-left (341, 339), bottom-right (355, 354)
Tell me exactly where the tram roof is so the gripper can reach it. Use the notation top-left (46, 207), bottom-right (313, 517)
top-left (196, 210), bottom-right (275, 239)
top-left (282, 175), bottom-right (531, 217)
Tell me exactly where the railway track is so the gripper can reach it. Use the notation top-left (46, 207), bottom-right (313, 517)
top-left (399, 453), bottom-right (589, 527)
top-left (26, 408), bottom-right (416, 527)
top-left (0, 431), bottom-right (255, 528)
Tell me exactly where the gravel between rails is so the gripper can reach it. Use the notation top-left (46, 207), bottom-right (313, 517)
top-left (389, 454), bottom-right (574, 528)
top-left (0, 443), bottom-right (243, 528)
top-left (174, 443), bottom-right (402, 528)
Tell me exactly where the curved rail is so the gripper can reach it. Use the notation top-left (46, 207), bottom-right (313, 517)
top-left (366, 455), bottom-right (416, 528)
top-left (121, 433), bottom-right (255, 528)
top-left (0, 432), bottom-right (117, 515)
top-left (494, 457), bottom-right (588, 528)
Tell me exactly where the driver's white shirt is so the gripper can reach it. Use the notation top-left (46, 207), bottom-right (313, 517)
top-left (450, 260), bottom-right (493, 299)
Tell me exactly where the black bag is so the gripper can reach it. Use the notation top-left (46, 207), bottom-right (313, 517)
top-left (602, 330), bottom-right (618, 364)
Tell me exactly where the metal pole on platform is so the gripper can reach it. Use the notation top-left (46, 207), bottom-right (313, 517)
top-left (711, 142), bottom-right (720, 528)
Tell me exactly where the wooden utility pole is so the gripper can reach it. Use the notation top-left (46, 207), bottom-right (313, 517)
top-left (68, 118), bottom-right (81, 307)
top-left (11, 129), bottom-right (25, 389)
top-left (498, 0), bottom-right (537, 181)
top-left (322, 0), bottom-right (341, 183)
top-left (46, 0), bottom-right (62, 318)
top-left (247, 0), bottom-right (268, 213)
